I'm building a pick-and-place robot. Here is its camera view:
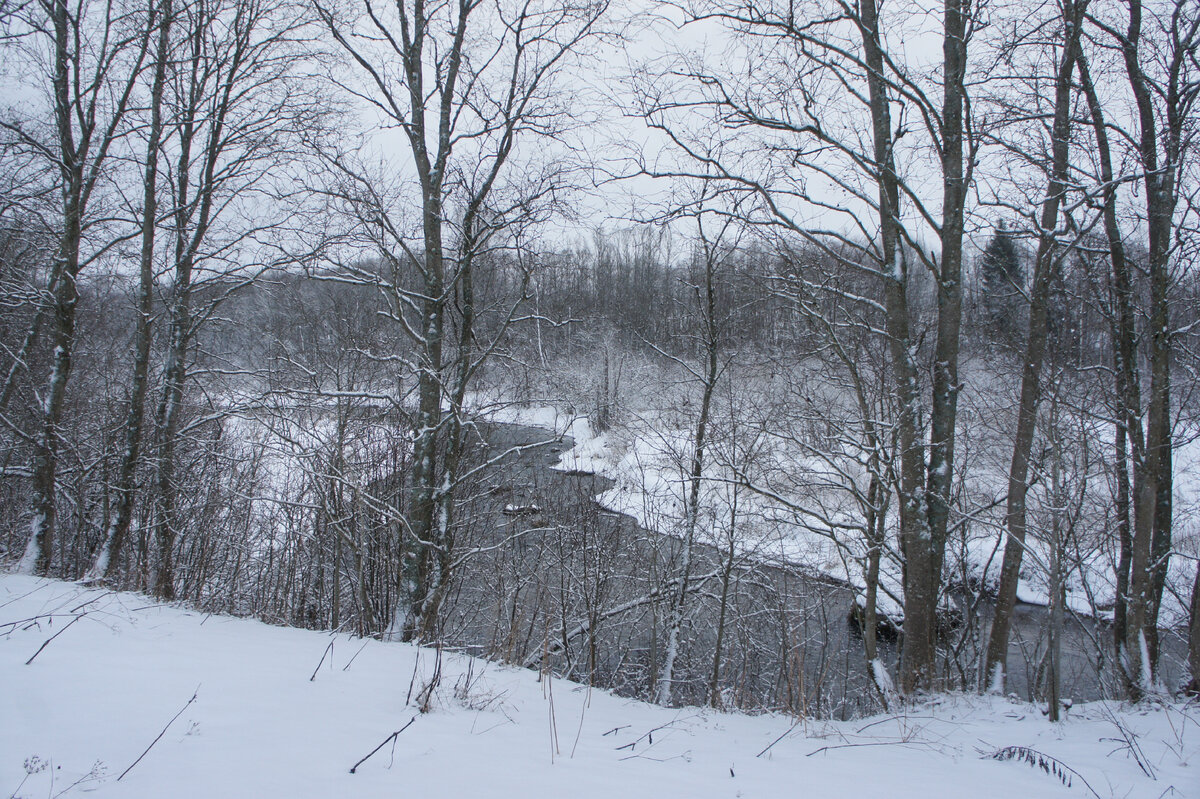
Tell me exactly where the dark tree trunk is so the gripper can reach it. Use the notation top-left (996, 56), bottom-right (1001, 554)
top-left (983, 2), bottom-right (1084, 690)
top-left (88, 0), bottom-right (173, 583)
top-left (1187, 562), bottom-right (1200, 695)
top-left (1118, 0), bottom-right (1181, 698)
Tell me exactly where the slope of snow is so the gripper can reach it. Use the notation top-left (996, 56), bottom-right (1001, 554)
top-left (2, 574), bottom-right (1197, 798)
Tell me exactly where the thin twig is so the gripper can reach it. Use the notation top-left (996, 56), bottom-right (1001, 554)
top-left (757, 717), bottom-right (805, 758)
top-left (70, 593), bottom-right (109, 614)
top-left (349, 717), bottom-right (417, 774)
top-left (342, 640), bottom-right (370, 671)
top-left (310, 640), bottom-right (335, 681)
top-left (25, 615), bottom-right (82, 665)
top-left (118, 687), bottom-right (200, 781)
top-left (615, 717), bottom-right (691, 751)
top-left (1, 612), bottom-right (71, 632)
top-left (570, 683), bottom-right (591, 759)
top-left (0, 582), bottom-right (50, 611)
top-left (405, 653), bottom-right (421, 706)
top-left (807, 740), bottom-right (938, 757)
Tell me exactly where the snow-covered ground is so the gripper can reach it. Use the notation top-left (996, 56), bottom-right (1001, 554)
top-left (2, 574), bottom-right (1197, 798)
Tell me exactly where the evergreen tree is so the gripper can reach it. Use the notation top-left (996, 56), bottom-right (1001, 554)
top-left (980, 221), bottom-right (1022, 343)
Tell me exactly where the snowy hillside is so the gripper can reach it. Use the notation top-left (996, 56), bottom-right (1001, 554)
top-left (2, 574), bottom-right (1197, 798)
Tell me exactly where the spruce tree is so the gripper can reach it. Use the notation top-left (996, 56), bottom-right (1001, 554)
top-left (980, 221), bottom-right (1022, 343)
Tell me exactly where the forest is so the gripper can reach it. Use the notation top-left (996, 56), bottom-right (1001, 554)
top-left (1, 0), bottom-right (1199, 723)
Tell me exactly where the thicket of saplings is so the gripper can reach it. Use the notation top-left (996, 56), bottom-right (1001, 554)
top-left (1, 224), bottom-right (1197, 717)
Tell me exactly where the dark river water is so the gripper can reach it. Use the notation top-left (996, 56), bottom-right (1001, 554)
top-left (442, 421), bottom-right (1189, 714)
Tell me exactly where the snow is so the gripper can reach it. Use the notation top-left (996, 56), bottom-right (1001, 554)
top-left (991, 662), bottom-right (1007, 696)
top-left (489, 402), bottom-right (909, 616)
top-left (502, 503), bottom-right (542, 515)
top-left (15, 517), bottom-right (42, 576)
top-left (1016, 580), bottom-right (1109, 619)
top-left (3, 573), bottom-right (1198, 799)
top-left (870, 657), bottom-right (896, 697)
top-left (475, 400), bottom-right (611, 475)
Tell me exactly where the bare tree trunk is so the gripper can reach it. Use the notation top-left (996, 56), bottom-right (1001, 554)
top-left (1078, 53), bottom-right (1143, 670)
top-left (856, 0), bottom-right (927, 696)
top-left (709, 531), bottom-right (736, 707)
top-left (19, 0), bottom-right (150, 575)
top-left (1187, 561), bottom-right (1200, 695)
top-left (1146, 401), bottom-right (1173, 666)
top-left (399, 214), bottom-right (446, 641)
top-left (1116, 0), bottom-right (1185, 698)
top-left (16, 0), bottom-right (81, 577)
top-left (983, 2), bottom-right (1084, 691)
top-left (1113, 421), bottom-right (1133, 649)
top-left (1046, 398), bottom-right (1064, 721)
top-left (21, 204), bottom-right (80, 576)
top-left (152, 295), bottom-right (191, 600)
top-left (151, 79), bottom-right (203, 600)
top-left (88, 0), bottom-right (173, 583)
top-left (862, 472), bottom-right (891, 704)
top-left (658, 235), bottom-right (720, 705)
top-left (917, 0), bottom-right (968, 690)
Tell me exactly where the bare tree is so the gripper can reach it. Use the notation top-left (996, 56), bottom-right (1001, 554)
top-left (316, 0), bottom-right (611, 641)
top-left (652, 188), bottom-right (738, 706)
top-left (1084, 0), bottom-right (1199, 697)
top-left (983, 0), bottom-right (1089, 693)
top-left (635, 0), bottom-right (980, 692)
top-left (10, 0), bottom-right (154, 574)
top-left (86, 0), bottom-right (175, 583)
top-left (149, 0), bottom-right (323, 598)
top-left (1188, 559), bottom-right (1200, 694)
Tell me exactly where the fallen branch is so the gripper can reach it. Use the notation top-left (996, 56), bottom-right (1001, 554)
top-left (807, 740), bottom-right (938, 757)
top-left (349, 717), bottom-right (417, 774)
top-left (757, 717), bottom-right (805, 758)
top-left (25, 615), bottom-right (82, 665)
top-left (342, 640), bottom-right (370, 672)
top-left (615, 716), bottom-right (694, 752)
top-left (310, 640), bottom-right (335, 681)
top-left (1, 612), bottom-right (71, 633)
top-left (118, 687), bottom-right (200, 781)
top-left (0, 582), bottom-right (50, 611)
top-left (70, 593), bottom-right (110, 614)
top-left (1099, 703), bottom-right (1156, 780)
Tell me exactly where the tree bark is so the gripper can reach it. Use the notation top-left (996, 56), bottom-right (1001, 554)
top-left (983, 2), bottom-right (1083, 691)
top-left (856, 0), bottom-right (929, 696)
top-left (1077, 52), bottom-right (1143, 670)
top-left (20, 0), bottom-right (151, 575)
top-left (87, 0), bottom-right (173, 584)
top-left (1187, 561), bottom-right (1200, 695)
top-left (1116, 0), bottom-right (1181, 698)
top-left (658, 231), bottom-right (721, 706)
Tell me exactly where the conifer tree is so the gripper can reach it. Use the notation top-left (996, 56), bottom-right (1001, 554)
top-left (980, 222), bottom-right (1022, 344)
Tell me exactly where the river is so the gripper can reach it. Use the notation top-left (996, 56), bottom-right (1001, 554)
top-left (436, 419), bottom-right (1186, 715)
